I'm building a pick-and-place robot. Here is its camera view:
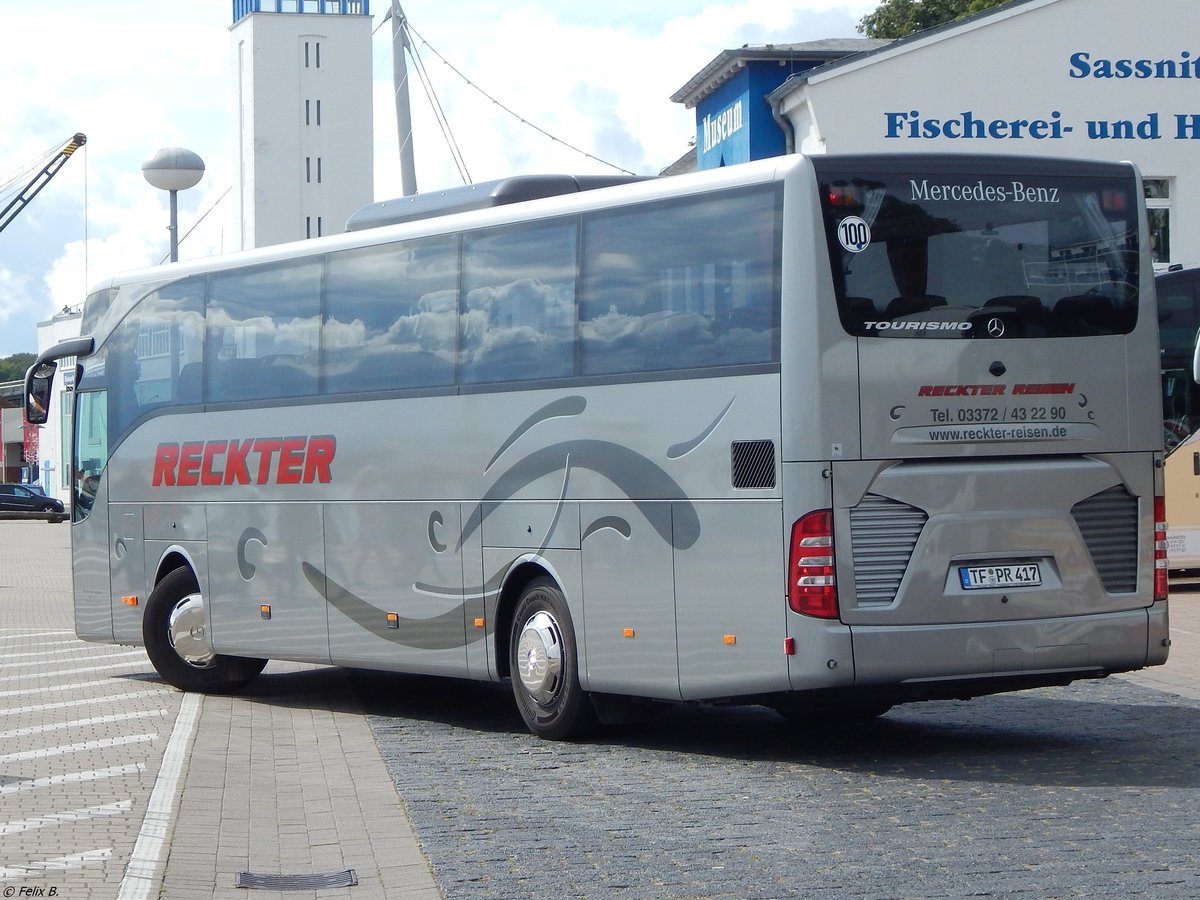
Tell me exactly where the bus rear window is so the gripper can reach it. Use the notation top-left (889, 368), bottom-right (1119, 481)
top-left (813, 159), bottom-right (1141, 339)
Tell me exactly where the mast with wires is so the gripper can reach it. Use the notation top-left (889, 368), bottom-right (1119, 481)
top-left (389, 0), bottom-right (418, 196)
top-left (381, 8), bottom-right (636, 191)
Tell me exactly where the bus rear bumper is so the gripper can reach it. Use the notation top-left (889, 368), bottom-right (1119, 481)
top-left (848, 603), bottom-right (1168, 689)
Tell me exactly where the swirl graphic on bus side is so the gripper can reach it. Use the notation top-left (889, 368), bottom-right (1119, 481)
top-left (302, 395), bottom-right (727, 648)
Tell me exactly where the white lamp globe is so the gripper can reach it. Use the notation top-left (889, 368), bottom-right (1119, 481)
top-left (141, 147), bottom-right (205, 192)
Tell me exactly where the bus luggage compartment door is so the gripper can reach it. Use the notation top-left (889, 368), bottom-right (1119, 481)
top-left (831, 454), bottom-right (1153, 627)
top-left (109, 503), bottom-right (146, 644)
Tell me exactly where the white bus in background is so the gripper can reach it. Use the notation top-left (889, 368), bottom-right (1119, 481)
top-left (27, 153), bottom-right (1168, 740)
top-left (1156, 265), bottom-right (1200, 571)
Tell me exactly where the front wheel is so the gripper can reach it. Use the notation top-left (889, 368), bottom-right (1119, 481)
top-left (142, 567), bottom-right (266, 693)
top-left (509, 577), bottom-right (596, 740)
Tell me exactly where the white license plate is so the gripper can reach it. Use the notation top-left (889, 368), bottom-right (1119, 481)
top-left (958, 563), bottom-right (1042, 590)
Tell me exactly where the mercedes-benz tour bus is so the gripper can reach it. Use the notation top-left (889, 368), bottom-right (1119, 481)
top-left (27, 153), bottom-right (1168, 739)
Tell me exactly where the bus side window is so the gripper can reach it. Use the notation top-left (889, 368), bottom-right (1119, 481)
top-left (323, 237), bottom-right (458, 394)
top-left (461, 220), bottom-right (576, 385)
top-left (207, 261), bottom-right (321, 403)
top-left (580, 185), bottom-right (780, 376)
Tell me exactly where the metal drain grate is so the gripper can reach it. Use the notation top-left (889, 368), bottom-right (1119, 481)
top-left (236, 869), bottom-right (358, 891)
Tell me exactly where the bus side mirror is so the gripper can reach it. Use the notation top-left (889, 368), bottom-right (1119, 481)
top-left (24, 361), bottom-right (56, 425)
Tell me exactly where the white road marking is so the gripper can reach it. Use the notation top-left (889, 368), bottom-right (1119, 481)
top-left (0, 848), bottom-right (114, 881)
top-left (0, 639), bottom-right (81, 653)
top-left (0, 649), bottom-right (144, 669)
top-left (0, 764), bottom-right (144, 796)
top-left (1, 800), bottom-right (133, 835)
top-left (0, 660), bottom-right (150, 683)
top-left (0, 630), bottom-right (74, 641)
top-left (0, 708), bottom-right (167, 740)
top-left (117, 692), bottom-right (202, 900)
top-left (0, 676), bottom-right (159, 700)
top-left (0, 733), bottom-right (157, 764)
top-left (0, 689), bottom-right (164, 718)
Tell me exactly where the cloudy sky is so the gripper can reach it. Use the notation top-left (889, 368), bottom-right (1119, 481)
top-left (0, 0), bottom-right (876, 358)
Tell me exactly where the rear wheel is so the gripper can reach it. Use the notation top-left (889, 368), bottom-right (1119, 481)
top-left (509, 577), bottom-right (596, 740)
top-left (142, 567), bottom-right (266, 693)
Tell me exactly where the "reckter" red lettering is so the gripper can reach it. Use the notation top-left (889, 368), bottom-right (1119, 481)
top-left (150, 435), bottom-right (337, 488)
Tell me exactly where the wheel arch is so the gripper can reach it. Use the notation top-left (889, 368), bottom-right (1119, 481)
top-left (494, 558), bottom-right (558, 680)
top-left (152, 546), bottom-right (200, 593)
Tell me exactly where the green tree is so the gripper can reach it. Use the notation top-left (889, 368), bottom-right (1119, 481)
top-left (858, 0), bottom-right (1007, 39)
top-left (0, 353), bottom-right (36, 383)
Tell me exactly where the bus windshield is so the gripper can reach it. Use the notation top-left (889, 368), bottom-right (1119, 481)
top-left (813, 157), bottom-right (1140, 339)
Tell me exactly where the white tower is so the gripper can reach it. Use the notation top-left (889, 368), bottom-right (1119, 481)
top-left (231, 0), bottom-right (374, 249)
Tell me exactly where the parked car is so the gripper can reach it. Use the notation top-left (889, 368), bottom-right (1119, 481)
top-left (0, 483), bottom-right (66, 521)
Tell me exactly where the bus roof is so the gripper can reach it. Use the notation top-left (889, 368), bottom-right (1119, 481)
top-left (345, 174), bottom-right (651, 231)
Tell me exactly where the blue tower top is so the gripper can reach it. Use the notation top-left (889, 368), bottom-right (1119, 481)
top-left (233, 0), bottom-right (369, 25)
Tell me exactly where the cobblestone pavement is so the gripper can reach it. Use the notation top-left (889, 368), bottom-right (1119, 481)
top-left (0, 519), bottom-right (172, 898)
top-left (4, 515), bottom-right (1199, 899)
top-left (359, 615), bottom-right (1200, 899)
top-left (0, 521), bottom-right (439, 900)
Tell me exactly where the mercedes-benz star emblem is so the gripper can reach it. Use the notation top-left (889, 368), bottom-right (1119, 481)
top-left (987, 317), bottom-right (1006, 338)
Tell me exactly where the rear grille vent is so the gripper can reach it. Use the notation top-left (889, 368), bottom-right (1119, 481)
top-left (1071, 485), bottom-right (1139, 593)
top-left (731, 440), bottom-right (776, 489)
top-left (849, 494), bottom-right (928, 606)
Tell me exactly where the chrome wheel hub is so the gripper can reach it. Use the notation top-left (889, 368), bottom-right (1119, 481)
top-left (167, 593), bottom-right (216, 668)
top-left (516, 610), bottom-right (564, 705)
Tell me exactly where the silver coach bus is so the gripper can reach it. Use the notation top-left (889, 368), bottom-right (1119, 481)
top-left (27, 153), bottom-right (1168, 739)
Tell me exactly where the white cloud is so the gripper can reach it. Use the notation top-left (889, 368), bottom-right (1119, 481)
top-left (2, 1), bottom-right (873, 357)
top-left (0, 268), bottom-right (37, 333)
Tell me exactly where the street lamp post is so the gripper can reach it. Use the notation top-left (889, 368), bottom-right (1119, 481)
top-left (141, 147), bottom-right (205, 263)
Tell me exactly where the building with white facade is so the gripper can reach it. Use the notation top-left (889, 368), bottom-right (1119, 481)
top-left (231, 0), bottom-right (374, 248)
top-left (675, 0), bottom-right (1199, 270)
top-left (18, 308), bottom-right (81, 495)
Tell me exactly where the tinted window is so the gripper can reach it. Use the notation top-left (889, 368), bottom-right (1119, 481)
top-left (815, 161), bottom-right (1141, 339)
top-left (105, 277), bottom-right (205, 442)
top-left (461, 220), bottom-right (577, 384)
top-left (323, 238), bottom-right (458, 393)
top-left (89, 183), bottom-right (786, 431)
top-left (1157, 269), bottom-right (1200, 452)
top-left (80, 287), bottom-right (117, 337)
top-left (207, 261), bottom-right (321, 402)
top-left (1157, 270), bottom-right (1199, 366)
top-left (579, 186), bottom-right (780, 376)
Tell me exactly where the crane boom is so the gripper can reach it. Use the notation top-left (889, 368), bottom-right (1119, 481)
top-left (0, 132), bottom-right (87, 234)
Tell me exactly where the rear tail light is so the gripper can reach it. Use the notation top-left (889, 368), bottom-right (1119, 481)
top-left (788, 509), bottom-right (839, 618)
top-left (1155, 495), bottom-right (1169, 603)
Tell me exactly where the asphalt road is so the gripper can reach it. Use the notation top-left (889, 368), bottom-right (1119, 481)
top-left (356, 667), bottom-right (1200, 898)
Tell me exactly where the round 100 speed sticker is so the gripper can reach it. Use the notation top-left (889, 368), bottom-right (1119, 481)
top-left (837, 216), bottom-right (871, 253)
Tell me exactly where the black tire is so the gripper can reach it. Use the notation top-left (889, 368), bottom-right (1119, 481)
top-left (40, 505), bottom-right (66, 523)
top-left (142, 567), bottom-right (266, 694)
top-left (509, 577), bottom-right (596, 740)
